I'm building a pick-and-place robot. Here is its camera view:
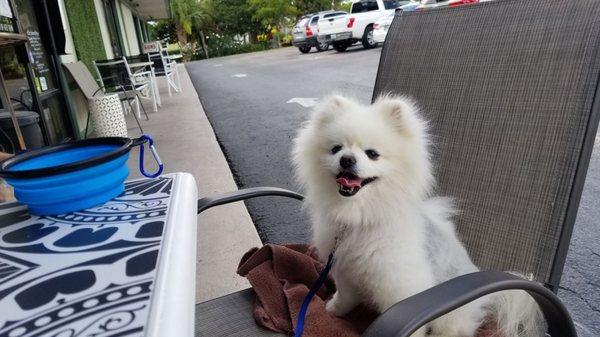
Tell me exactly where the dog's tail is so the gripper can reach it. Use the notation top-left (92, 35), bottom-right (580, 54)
top-left (491, 283), bottom-right (547, 337)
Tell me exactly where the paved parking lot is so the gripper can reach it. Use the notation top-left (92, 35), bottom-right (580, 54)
top-left (187, 46), bottom-right (599, 336)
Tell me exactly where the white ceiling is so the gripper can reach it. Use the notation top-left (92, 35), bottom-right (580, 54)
top-left (129, 0), bottom-right (170, 20)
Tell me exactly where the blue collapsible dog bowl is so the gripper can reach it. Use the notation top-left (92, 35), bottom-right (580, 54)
top-left (0, 136), bottom-right (163, 216)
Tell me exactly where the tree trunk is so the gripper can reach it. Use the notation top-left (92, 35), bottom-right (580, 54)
top-left (176, 24), bottom-right (187, 44)
top-left (199, 30), bottom-right (209, 59)
top-left (249, 33), bottom-right (258, 44)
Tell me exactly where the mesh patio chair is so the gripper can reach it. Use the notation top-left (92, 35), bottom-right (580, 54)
top-left (93, 57), bottom-right (159, 113)
top-left (194, 0), bottom-right (600, 336)
top-left (62, 61), bottom-right (145, 134)
top-left (148, 50), bottom-right (181, 96)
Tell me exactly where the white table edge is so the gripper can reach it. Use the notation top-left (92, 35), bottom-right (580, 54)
top-left (145, 172), bottom-right (198, 337)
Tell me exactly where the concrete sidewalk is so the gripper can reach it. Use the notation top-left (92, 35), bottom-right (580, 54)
top-left (124, 65), bottom-right (261, 303)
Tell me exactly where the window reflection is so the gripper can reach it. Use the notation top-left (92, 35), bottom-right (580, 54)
top-left (0, 46), bottom-right (31, 110)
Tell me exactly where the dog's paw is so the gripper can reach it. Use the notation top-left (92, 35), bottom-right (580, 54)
top-left (325, 294), bottom-right (353, 317)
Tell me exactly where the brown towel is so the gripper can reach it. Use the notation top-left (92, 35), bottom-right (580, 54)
top-left (237, 244), bottom-right (503, 337)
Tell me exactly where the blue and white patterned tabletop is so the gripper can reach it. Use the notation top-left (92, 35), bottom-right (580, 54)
top-left (0, 177), bottom-right (175, 337)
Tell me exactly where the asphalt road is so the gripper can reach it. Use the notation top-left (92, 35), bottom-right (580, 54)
top-left (187, 46), bottom-right (599, 336)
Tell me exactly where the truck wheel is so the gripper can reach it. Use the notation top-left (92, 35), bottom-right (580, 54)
top-left (316, 41), bottom-right (329, 52)
top-left (333, 42), bottom-right (348, 52)
top-left (298, 45), bottom-right (311, 54)
top-left (362, 26), bottom-right (377, 49)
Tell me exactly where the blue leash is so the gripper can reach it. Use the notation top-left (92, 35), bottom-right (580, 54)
top-left (294, 252), bottom-right (335, 337)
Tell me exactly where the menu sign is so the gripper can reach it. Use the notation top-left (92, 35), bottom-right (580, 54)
top-left (0, 0), bottom-right (12, 32)
top-left (0, 0), bottom-right (12, 18)
top-left (26, 29), bottom-right (51, 92)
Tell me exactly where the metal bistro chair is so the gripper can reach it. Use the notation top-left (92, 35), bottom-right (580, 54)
top-left (63, 61), bottom-right (145, 135)
top-left (148, 50), bottom-right (182, 96)
top-left (194, 0), bottom-right (600, 336)
top-left (93, 57), bottom-right (159, 113)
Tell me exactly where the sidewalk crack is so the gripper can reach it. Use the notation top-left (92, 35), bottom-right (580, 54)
top-left (559, 285), bottom-right (600, 313)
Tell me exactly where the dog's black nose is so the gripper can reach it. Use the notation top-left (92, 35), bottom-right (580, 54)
top-left (340, 155), bottom-right (356, 169)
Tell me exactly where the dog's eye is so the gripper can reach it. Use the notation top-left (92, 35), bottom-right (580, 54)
top-left (365, 149), bottom-right (379, 160)
top-left (331, 145), bottom-right (342, 154)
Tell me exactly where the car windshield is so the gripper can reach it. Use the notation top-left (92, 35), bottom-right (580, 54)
top-left (296, 18), bottom-right (309, 27)
top-left (351, 0), bottom-right (379, 13)
top-left (383, 0), bottom-right (402, 9)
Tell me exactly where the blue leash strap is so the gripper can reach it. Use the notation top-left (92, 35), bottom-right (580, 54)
top-left (294, 252), bottom-right (335, 337)
top-left (137, 134), bottom-right (164, 178)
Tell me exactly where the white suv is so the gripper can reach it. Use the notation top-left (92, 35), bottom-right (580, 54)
top-left (319, 0), bottom-right (407, 51)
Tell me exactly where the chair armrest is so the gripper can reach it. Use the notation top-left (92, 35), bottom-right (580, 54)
top-left (131, 71), bottom-right (153, 79)
top-left (197, 187), bottom-right (303, 214)
top-left (363, 271), bottom-right (575, 337)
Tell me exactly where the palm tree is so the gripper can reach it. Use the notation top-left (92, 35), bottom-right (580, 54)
top-left (170, 0), bottom-right (212, 58)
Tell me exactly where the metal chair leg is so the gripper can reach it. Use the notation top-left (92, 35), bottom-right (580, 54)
top-left (175, 67), bottom-right (182, 93)
top-left (167, 73), bottom-right (172, 97)
top-left (135, 96), bottom-right (141, 119)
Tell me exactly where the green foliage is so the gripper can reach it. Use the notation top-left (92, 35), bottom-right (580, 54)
top-left (170, 0), bottom-right (212, 35)
top-left (336, 1), bottom-right (352, 12)
top-left (247, 0), bottom-right (296, 28)
top-left (209, 0), bottom-right (262, 37)
top-left (150, 20), bottom-right (178, 43)
top-left (195, 34), bottom-right (269, 59)
top-left (63, 0), bottom-right (106, 72)
top-left (0, 48), bottom-right (25, 79)
top-left (165, 0), bottom-right (348, 59)
top-left (295, 0), bottom-right (335, 15)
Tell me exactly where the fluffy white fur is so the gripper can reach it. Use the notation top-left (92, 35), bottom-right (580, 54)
top-left (291, 95), bottom-right (546, 337)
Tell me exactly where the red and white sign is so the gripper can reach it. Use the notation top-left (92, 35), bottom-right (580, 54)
top-left (143, 41), bottom-right (160, 54)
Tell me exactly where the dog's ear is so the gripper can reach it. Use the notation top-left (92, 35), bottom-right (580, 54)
top-left (311, 94), bottom-right (352, 126)
top-left (375, 95), bottom-right (424, 138)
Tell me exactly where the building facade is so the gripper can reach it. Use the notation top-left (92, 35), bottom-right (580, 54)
top-left (0, 0), bottom-right (169, 149)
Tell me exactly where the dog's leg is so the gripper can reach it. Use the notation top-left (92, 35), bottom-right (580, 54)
top-left (325, 273), bottom-right (361, 317)
top-left (370, 267), bottom-right (434, 337)
top-left (428, 297), bottom-right (488, 337)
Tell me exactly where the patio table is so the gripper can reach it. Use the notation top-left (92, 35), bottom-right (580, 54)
top-left (0, 172), bottom-right (197, 337)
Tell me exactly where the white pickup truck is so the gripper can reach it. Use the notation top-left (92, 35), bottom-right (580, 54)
top-left (318, 0), bottom-right (409, 51)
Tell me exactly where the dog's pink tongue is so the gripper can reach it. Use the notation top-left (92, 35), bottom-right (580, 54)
top-left (336, 177), bottom-right (362, 188)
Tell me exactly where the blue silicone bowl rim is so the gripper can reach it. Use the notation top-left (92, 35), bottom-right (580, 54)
top-left (0, 137), bottom-right (135, 179)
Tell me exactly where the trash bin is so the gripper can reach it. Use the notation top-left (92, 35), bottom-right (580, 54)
top-left (0, 110), bottom-right (44, 152)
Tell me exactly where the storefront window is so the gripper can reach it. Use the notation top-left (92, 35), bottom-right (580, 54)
top-left (14, 0), bottom-right (56, 93)
top-left (0, 46), bottom-right (30, 109)
top-left (0, 0), bottom-right (74, 144)
top-left (102, 0), bottom-right (123, 58)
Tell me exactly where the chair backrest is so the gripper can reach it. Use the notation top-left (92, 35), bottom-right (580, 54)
top-left (62, 61), bottom-right (101, 100)
top-left (147, 51), bottom-right (167, 75)
top-left (126, 54), bottom-right (146, 64)
top-left (160, 39), bottom-right (169, 55)
top-left (373, 0), bottom-right (600, 290)
top-left (93, 57), bottom-right (132, 92)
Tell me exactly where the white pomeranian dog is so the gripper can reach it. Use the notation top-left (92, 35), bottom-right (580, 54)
top-left (291, 95), bottom-right (546, 337)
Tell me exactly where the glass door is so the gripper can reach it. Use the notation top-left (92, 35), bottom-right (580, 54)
top-left (102, 0), bottom-right (123, 58)
top-left (11, 0), bottom-right (74, 144)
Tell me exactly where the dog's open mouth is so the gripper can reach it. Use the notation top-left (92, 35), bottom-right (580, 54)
top-left (335, 172), bottom-right (377, 197)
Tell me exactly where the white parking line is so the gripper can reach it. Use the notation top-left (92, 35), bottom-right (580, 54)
top-left (232, 74), bottom-right (247, 78)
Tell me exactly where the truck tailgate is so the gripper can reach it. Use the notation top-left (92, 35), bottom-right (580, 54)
top-left (318, 15), bottom-right (349, 36)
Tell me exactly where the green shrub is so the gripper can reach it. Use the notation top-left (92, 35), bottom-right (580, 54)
top-left (194, 34), bottom-right (270, 60)
top-left (64, 0), bottom-right (107, 73)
